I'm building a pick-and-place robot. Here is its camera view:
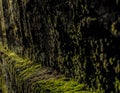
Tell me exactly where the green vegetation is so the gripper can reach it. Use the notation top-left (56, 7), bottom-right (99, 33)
top-left (0, 0), bottom-right (120, 93)
top-left (32, 78), bottom-right (91, 93)
top-left (0, 45), bottom-right (98, 93)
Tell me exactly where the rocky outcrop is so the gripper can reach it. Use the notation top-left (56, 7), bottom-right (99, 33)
top-left (0, 0), bottom-right (120, 92)
top-left (0, 45), bottom-right (92, 93)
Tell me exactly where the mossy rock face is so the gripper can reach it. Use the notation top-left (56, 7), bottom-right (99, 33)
top-left (0, 0), bottom-right (120, 92)
top-left (31, 78), bottom-right (91, 93)
top-left (0, 45), bottom-right (99, 93)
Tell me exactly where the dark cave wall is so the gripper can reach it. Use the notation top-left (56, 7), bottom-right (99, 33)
top-left (0, 0), bottom-right (120, 92)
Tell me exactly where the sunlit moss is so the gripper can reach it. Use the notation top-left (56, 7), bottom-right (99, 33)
top-left (0, 45), bottom-right (99, 93)
top-left (31, 78), bottom-right (90, 93)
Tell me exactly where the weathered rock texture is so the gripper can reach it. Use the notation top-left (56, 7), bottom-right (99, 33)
top-left (0, 0), bottom-right (120, 93)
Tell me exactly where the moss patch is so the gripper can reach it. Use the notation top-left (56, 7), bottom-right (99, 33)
top-left (31, 78), bottom-right (98, 93)
top-left (0, 45), bottom-right (98, 93)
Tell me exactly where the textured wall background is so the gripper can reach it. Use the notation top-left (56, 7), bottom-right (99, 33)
top-left (0, 0), bottom-right (120, 92)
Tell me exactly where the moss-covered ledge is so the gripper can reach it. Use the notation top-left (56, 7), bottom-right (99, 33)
top-left (0, 45), bottom-right (98, 93)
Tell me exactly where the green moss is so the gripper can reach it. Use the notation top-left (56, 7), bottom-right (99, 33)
top-left (0, 69), bottom-right (8, 93)
top-left (19, 64), bottom-right (41, 80)
top-left (0, 45), bottom-right (101, 93)
top-left (31, 78), bottom-right (95, 93)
